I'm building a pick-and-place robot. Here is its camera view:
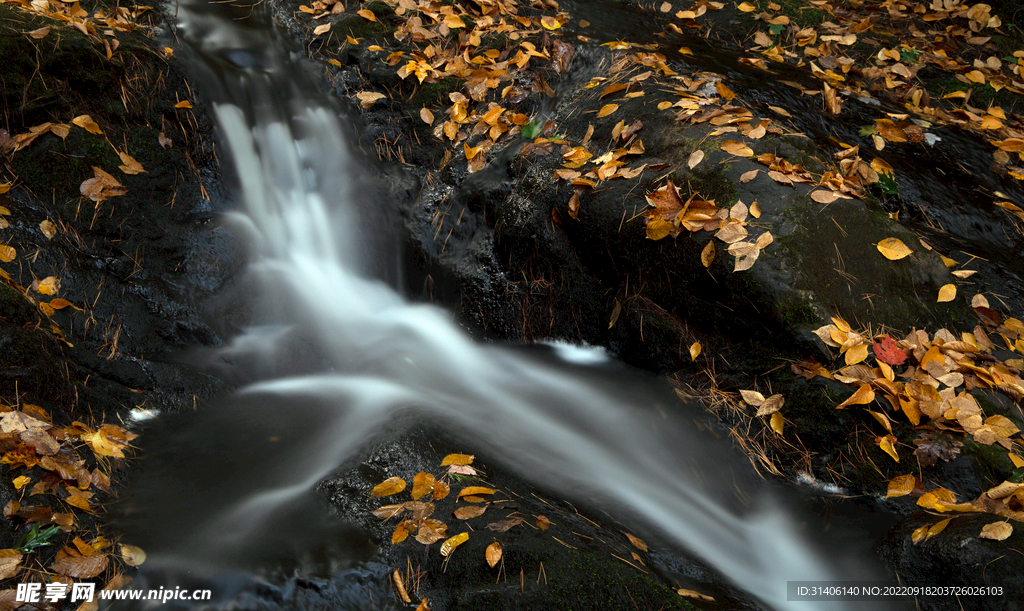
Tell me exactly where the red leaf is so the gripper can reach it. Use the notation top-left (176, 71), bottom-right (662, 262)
top-left (873, 335), bottom-right (906, 366)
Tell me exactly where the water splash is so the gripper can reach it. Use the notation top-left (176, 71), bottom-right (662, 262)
top-left (122, 2), bottom-right (894, 609)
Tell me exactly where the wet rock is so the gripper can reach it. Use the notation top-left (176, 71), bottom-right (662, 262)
top-left (877, 512), bottom-right (1024, 611)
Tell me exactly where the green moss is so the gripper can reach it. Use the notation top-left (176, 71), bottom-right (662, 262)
top-left (412, 77), bottom-right (465, 106)
top-left (779, 296), bottom-right (819, 327)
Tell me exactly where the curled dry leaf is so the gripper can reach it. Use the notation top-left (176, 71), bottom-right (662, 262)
top-left (313, 23), bottom-right (330, 35)
top-left (878, 435), bottom-right (899, 462)
top-left (39, 220), bottom-right (57, 239)
top-left (457, 486), bottom-right (497, 499)
top-left (440, 532), bottom-right (469, 557)
top-left (370, 477), bottom-right (406, 498)
top-left (485, 541), bottom-right (502, 568)
top-left (0, 549), bottom-right (22, 580)
top-left (0, 245), bottom-right (16, 263)
top-left (71, 115), bottom-right (102, 135)
top-left (356, 9), bottom-right (376, 21)
top-left (701, 240), bottom-right (715, 268)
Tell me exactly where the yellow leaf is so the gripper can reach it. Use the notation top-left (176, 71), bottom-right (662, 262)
top-left (313, 23), bottom-right (330, 35)
top-left (625, 533), bottom-right (648, 551)
top-left (770, 412), bottom-right (784, 435)
top-left (876, 237), bottom-right (912, 260)
top-left (457, 486), bottom-right (497, 499)
top-left (979, 521), bottom-right (1012, 541)
top-left (370, 476), bottom-right (407, 498)
top-left (715, 82), bottom-right (736, 101)
top-left (911, 524), bottom-right (929, 545)
top-left (886, 474), bottom-right (916, 497)
top-left (720, 140), bottom-right (753, 156)
top-left (392, 521), bottom-right (410, 544)
top-left (72, 115), bottom-right (103, 135)
top-left (965, 70), bottom-right (986, 84)
top-left (645, 219), bottom-right (672, 240)
top-left (878, 434), bottom-right (899, 462)
top-left (440, 532), bottom-right (469, 557)
top-left (12, 476), bottom-right (30, 490)
top-left (485, 542), bottom-right (502, 568)
top-left (701, 240), bottom-right (715, 268)
top-left (411, 472), bottom-right (436, 500)
top-left (836, 383), bottom-right (875, 409)
top-left (39, 219), bottom-right (57, 239)
top-left (810, 190), bottom-right (841, 204)
top-left (657, 101), bottom-right (673, 110)
top-left (0, 245), bottom-right (15, 262)
top-left (175, 100), bottom-right (192, 109)
top-left (937, 284), bottom-right (956, 303)
top-left (597, 104), bottom-right (619, 118)
top-left (845, 343), bottom-right (868, 365)
top-left (441, 453), bottom-right (474, 466)
top-left (689, 342), bottom-right (701, 360)
top-left (540, 16), bottom-right (560, 30)
top-left (749, 201), bottom-right (761, 218)
top-left (36, 276), bottom-right (59, 295)
top-left (927, 518), bottom-right (950, 538)
top-left (357, 9), bottom-right (377, 22)
top-left (0, 183), bottom-right (9, 195)
top-left (118, 151), bottom-right (145, 175)
top-left (738, 2), bottom-right (756, 11)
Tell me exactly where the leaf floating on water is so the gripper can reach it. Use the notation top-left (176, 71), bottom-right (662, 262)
top-left (485, 542), bottom-right (502, 568)
top-left (625, 533), bottom-right (647, 552)
top-left (597, 104), bottom-right (619, 118)
top-left (487, 517), bottom-right (524, 532)
top-left (440, 532), bottom-right (469, 557)
top-left (836, 384), bottom-right (874, 409)
top-left (689, 342), bottom-right (701, 360)
top-left (937, 284), bottom-right (956, 303)
top-left (453, 505), bottom-right (487, 520)
top-left (441, 453), bottom-right (474, 466)
top-left (876, 238), bottom-right (912, 260)
top-left (370, 477), bottom-right (406, 498)
top-left (979, 521), bottom-right (1012, 541)
top-left (119, 544), bottom-right (146, 567)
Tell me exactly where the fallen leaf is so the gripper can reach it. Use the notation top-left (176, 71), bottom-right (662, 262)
top-left (740, 170), bottom-right (759, 183)
top-left (174, 100), bottom-right (192, 109)
top-left (876, 237), bottom-right (912, 260)
top-left (770, 412), bottom-right (784, 435)
top-left (457, 486), bottom-right (497, 499)
top-left (878, 434), bottom-right (899, 462)
top-left (886, 475), bottom-right (917, 498)
top-left (370, 477), bottom-right (407, 498)
top-left (687, 150), bottom-right (704, 169)
top-left (845, 343), bottom-right (869, 366)
top-left (979, 522), bottom-right (1012, 541)
top-left (440, 532), bottom-right (469, 557)
top-left (119, 544), bottom-right (146, 567)
top-left (411, 472), bottom-right (436, 500)
top-left (625, 533), bottom-right (647, 552)
top-left (720, 140), bottom-right (753, 156)
top-left (117, 151), bottom-right (145, 175)
top-left (597, 104), bottom-right (619, 118)
top-left (71, 115), bottom-right (102, 135)
top-left (420, 108), bottom-right (434, 125)
top-left (39, 219), bottom-right (57, 239)
top-left (836, 384), bottom-right (875, 409)
top-left (313, 23), bottom-right (330, 35)
top-left (738, 2), bottom-right (756, 11)
top-left (485, 542), bottom-right (502, 567)
top-left (755, 394), bottom-right (784, 417)
top-left (441, 454), bottom-right (474, 466)
top-left (677, 588), bottom-right (715, 602)
top-left (873, 335), bottom-right (906, 366)
top-left (689, 342), bottom-right (701, 360)
top-left (810, 190), bottom-right (842, 204)
top-left (0, 245), bottom-right (16, 263)
top-left (541, 16), bottom-right (560, 30)
top-left (536, 515), bottom-right (553, 530)
top-left (740, 390), bottom-right (765, 406)
top-left (937, 284), bottom-right (956, 303)
top-left (701, 241), bottom-right (715, 268)
top-left (357, 9), bottom-right (376, 21)
top-left (52, 554), bottom-right (108, 578)
top-left (35, 277), bottom-right (59, 296)
top-left (487, 517), bottom-right (524, 532)
top-left (453, 505), bottom-right (487, 520)
top-left (0, 550), bottom-right (22, 580)
top-left (28, 26), bottom-right (51, 39)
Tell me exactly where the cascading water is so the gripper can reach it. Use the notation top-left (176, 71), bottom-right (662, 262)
top-left (116, 1), bottom-right (896, 609)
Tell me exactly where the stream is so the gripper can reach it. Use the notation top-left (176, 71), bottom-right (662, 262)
top-left (108, 1), bottom-right (1019, 610)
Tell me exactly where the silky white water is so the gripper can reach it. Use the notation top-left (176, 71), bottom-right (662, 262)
top-left (126, 2), bottom-right (892, 609)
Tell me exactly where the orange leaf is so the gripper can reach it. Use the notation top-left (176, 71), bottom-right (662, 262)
top-left (357, 9), bottom-right (377, 21)
top-left (370, 477), bottom-right (406, 498)
top-left (836, 384), bottom-right (875, 409)
top-left (597, 104), bottom-right (619, 118)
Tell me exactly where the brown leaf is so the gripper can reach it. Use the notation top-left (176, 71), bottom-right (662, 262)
top-left (71, 115), bottom-right (102, 135)
top-left (720, 140), bottom-right (753, 156)
top-left (411, 472), bottom-right (436, 500)
top-left (485, 542), bottom-right (502, 568)
top-left (979, 522), bottom-right (1012, 541)
top-left (755, 394), bottom-right (784, 417)
top-left (536, 515), bottom-right (552, 530)
top-left (487, 517), bottom-right (524, 532)
top-left (370, 477), bottom-right (406, 498)
top-left (740, 170), bottom-right (759, 183)
top-left (117, 151), bottom-right (145, 175)
top-left (701, 241), bottom-right (715, 268)
top-left (52, 553), bottom-right (108, 578)
top-left (453, 505), bottom-right (487, 520)
top-left (0, 550), bottom-right (22, 580)
top-left (625, 533), bottom-right (647, 552)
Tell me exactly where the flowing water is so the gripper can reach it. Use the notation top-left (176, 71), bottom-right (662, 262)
top-left (116, 1), bottom-right (899, 609)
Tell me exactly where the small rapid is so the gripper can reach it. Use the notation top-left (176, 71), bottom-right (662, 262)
top-left (116, 1), bottom-right (894, 610)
